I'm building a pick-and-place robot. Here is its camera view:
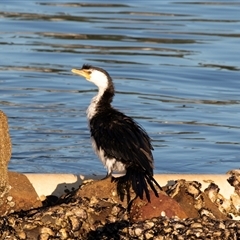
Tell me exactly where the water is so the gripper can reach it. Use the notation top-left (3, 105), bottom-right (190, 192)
top-left (0, 0), bottom-right (239, 175)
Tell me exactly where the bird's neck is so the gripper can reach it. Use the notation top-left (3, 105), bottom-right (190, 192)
top-left (87, 84), bottom-right (114, 120)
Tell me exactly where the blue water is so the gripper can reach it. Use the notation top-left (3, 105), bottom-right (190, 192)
top-left (0, 0), bottom-right (239, 174)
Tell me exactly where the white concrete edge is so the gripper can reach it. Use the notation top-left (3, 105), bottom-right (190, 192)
top-left (24, 173), bottom-right (234, 200)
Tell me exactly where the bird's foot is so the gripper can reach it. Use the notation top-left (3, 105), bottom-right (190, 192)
top-left (101, 173), bottom-right (112, 180)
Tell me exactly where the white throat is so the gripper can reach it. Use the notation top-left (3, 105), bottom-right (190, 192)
top-left (88, 69), bottom-right (109, 89)
top-left (86, 89), bottom-right (105, 120)
top-left (86, 69), bottom-right (109, 119)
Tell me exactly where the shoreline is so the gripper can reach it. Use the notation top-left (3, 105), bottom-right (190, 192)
top-left (24, 173), bottom-right (234, 201)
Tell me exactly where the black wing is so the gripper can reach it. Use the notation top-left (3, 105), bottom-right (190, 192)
top-left (89, 109), bottom-right (154, 175)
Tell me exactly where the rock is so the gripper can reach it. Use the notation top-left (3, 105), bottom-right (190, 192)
top-left (0, 111), bottom-right (11, 202)
top-left (168, 180), bottom-right (228, 220)
top-left (0, 179), bottom-right (240, 239)
top-left (2, 194), bottom-right (238, 239)
top-left (75, 177), bottom-right (134, 208)
top-left (168, 180), bottom-right (200, 218)
top-left (204, 182), bottom-right (237, 217)
top-left (0, 111), bottom-right (41, 216)
top-left (130, 191), bottom-right (188, 222)
top-left (228, 170), bottom-right (240, 196)
top-left (0, 172), bottom-right (42, 216)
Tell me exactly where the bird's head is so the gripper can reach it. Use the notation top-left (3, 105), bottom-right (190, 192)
top-left (71, 64), bottom-right (111, 90)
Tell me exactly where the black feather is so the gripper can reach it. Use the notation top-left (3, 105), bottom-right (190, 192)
top-left (85, 65), bottom-right (162, 202)
top-left (90, 109), bottom-right (154, 174)
top-left (82, 64), bottom-right (92, 70)
top-left (114, 167), bottom-right (161, 202)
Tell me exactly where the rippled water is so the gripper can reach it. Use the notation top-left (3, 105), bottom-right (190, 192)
top-left (1, 0), bottom-right (240, 174)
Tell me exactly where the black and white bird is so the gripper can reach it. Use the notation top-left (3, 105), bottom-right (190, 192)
top-left (72, 64), bottom-right (162, 202)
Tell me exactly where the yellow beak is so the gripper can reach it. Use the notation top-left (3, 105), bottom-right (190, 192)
top-left (71, 69), bottom-right (90, 80)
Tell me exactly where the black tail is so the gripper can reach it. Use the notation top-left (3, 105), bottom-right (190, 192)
top-left (113, 168), bottom-right (162, 202)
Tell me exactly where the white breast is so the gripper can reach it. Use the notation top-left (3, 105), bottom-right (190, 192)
top-left (86, 97), bottom-right (97, 120)
top-left (91, 137), bottom-right (126, 175)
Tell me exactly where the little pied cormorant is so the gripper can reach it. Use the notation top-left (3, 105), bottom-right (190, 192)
top-left (71, 64), bottom-right (162, 202)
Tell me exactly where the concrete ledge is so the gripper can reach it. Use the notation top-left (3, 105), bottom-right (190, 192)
top-left (24, 173), bottom-right (233, 199)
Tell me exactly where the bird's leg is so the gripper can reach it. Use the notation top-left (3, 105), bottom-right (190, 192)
top-left (101, 172), bottom-right (112, 180)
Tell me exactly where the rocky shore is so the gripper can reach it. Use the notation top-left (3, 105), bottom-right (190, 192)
top-left (0, 173), bottom-right (240, 240)
top-left (0, 110), bottom-right (240, 239)
top-left (1, 177), bottom-right (240, 239)
top-left (1, 194), bottom-right (240, 240)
